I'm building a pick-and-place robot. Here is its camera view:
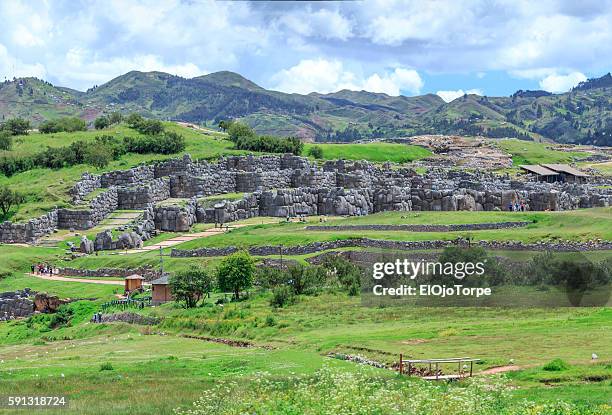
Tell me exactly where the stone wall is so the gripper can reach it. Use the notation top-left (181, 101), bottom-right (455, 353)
top-left (69, 173), bottom-right (101, 204)
top-left (154, 198), bottom-right (197, 231)
top-left (304, 221), bottom-right (530, 232)
top-left (117, 178), bottom-right (170, 210)
top-left (0, 290), bottom-right (34, 320)
top-left (100, 165), bottom-right (155, 187)
top-left (171, 238), bottom-right (612, 258)
top-left (57, 187), bottom-right (118, 230)
top-left (0, 210), bottom-right (58, 243)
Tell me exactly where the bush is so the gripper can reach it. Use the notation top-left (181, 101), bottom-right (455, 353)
top-left (123, 131), bottom-right (185, 154)
top-left (270, 286), bottom-right (295, 308)
top-left (235, 134), bottom-right (303, 155)
top-left (48, 306), bottom-right (74, 329)
top-left (0, 130), bottom-right (12, 150)
top-left (94, 116), bottom-right (110, 130)
top-left (227, 121), bottom-right (256, 143)
top-left (308, 145), bottom-right (323, 159)
top-left (84, 145), bottom-right (113, 169)
top-left (0, 185), bottom-right (25, 218)
top-left (39, 117), bottom-right (87, 134)
top-left (99, 362), bottom-right (114, 371)
top-left (543, 358), bottom-right (570, 371)
top-left (127, 117), bottom-right (164, 135)
top-left (0, 118), bottom-right (30, 135)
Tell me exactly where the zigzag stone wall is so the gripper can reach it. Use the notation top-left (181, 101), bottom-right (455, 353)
top-left (3, 153), bottom-right (611, 243)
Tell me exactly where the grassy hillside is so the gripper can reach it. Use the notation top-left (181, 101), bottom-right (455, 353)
top-left (304, 142), bottom-right (431, 162)
top-left (0, 122), bottom-right (242, 221)
top-left (3, 72), bottom-right (610, 144)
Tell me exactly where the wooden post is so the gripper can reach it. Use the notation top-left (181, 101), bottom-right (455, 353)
top-left (470, 361), bottom-right (473, 377)
top-left (459, 361), bottom-right (461, 377)
top-left (435, 363), bottom-right (439, 380)
top-left (408, 361), bottom-right (411, 376)
top-left (399, 354), bottom-right (403, 375)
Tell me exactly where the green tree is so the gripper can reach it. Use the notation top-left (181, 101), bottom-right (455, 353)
top-left (536, 104), bottom-right (543, 118)
top-left (108, 112), bottom-right (123, 125)
top-left (1, 118), bottom-right (30, 135)
top-left (94, 116), bottom-right (110, 130)
top-left (0, 185), bottom-right (25, 218)
top-left (216, 251), bottom-right (255, 299)
top-left (227, 121), bottom-right (256, 143)
top-left (307, 145), bottom-right (323, 159)
top-left (170, 266), bottom-right (214, 308)
top-left (84, 145), bottom-right (113, 169)
top-left (218, 120), bottom-right (234, 132)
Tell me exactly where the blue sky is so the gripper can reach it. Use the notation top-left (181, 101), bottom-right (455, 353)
top-left (0, 0), bottom-right (610, 101)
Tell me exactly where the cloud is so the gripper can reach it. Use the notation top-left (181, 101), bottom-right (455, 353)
top-left (436, 88), bottom-right (483, 102)
top-left (271, 59), bottom-right (422, 95)
top-left (0, 43), bottom-right (46, 80)
top-left (539, 72), bottom-right (586, 93)
top-left (275, 7), bottom-right (353, 40)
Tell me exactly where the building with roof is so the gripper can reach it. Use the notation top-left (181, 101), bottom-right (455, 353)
top-left (541, 164), bottom-right (589, 183)
top-left (151, 274), bottom-right (173, 305)
top-left (124, 274), bottom-right (144, 293)
top-left (519, 164), bottom-right (588, 183)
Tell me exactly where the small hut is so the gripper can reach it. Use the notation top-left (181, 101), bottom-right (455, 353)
top-left (151, 275), bottom-right (173, 305)
top-left (124, 274), bottom-right (144, 293)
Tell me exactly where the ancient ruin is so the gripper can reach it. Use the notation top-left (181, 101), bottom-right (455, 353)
top-left (0, 153), bottom-right (610, 249)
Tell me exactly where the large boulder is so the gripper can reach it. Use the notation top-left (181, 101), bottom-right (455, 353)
top-left (94, 230), bottom-right (114, 251)
top-left (80, 236), bottom-right (94, 254)
top-left (34, 293), bottom-right (69, 313)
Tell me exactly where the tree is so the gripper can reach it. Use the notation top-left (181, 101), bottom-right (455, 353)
top-left (0, 185), bottom-right (25, 218)
top-left (94, 116), bottom-right (110, 130)
top-left (84, 145), bottom-right (113, 169)
top-left (307, 145), bottom-right (323, 159)
top-left (536, 104), bottom-right (543, 118)
top-left (0, 130), bottom-right (12, 150)
top-left (227, 121), bottom-right (255, 143)
top-left (216, 251), bottom-right (255, 299)
top-left (170, 266), bottom-right (213, 308)
top-left (218, 120), bottom-right (234, 132)
top-left (1, 118), bottom-right (30, 136)
top-left (108, 112), bottom-right (123, 125)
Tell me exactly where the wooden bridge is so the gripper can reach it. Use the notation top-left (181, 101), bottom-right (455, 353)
top-left (399, 355), bottom-right (480, 380)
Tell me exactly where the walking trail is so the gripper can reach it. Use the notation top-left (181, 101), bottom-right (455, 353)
top-left (117, 225), bottom-right (246, 255)
top-left (26, 273), bottom-right (124, 286)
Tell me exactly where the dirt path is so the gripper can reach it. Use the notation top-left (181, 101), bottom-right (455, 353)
top-left (479, 365), bottom-right (522, 375)
top-left (117, 225), bottom-right (246, 255)
top-left (26, 273), bottom-right (124, 286)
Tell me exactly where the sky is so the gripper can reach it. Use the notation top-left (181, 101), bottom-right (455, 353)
top-left (0, 0), bottom-right (610, 102)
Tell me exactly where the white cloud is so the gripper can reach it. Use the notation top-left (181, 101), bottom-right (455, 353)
top-left (271, 59), bottom-right (422, 95)
top-left (436, 88), bottom-right (483, 103)
top-left (539, 72), bottom-right (586, 93)
top-left (276, 8), bottom-right (353, 40)
top-left (0, 43), bottom-right (46, 80)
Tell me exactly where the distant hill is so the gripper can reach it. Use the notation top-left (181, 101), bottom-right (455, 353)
top-left (1, 71), bottom-right (611, 145)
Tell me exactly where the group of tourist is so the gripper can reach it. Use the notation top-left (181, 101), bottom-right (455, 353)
top-left (508, 200), bottom-right (528, 212)
top-left (31, 263), bottom-right (57, 275)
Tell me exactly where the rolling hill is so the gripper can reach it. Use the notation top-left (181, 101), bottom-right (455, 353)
top-left (1, 71), bottom-right (611, 145)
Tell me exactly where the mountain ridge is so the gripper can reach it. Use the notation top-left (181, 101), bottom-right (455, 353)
top-left (1, 71), bottom-right (610, 145)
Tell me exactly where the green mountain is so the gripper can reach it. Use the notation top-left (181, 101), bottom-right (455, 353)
top-left (1, 71), bottom-right (611, 145)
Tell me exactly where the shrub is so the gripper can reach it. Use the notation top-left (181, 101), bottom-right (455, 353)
top-left (0, 130), bottom-right (12, 150)
top-left (227, 121), bottom-right (256, 143)
top-left (543, 358), bottom-right (570, 371)
top-left (99, 362), bottom-right (114, 371)
top-left (264, 315), bottom-right (276, 327)
top-left (84, 145), bottom-right (113, 169)
top-left (0, 185), bottom-right (25, 218)
top-left (48, 306), bottom-right (74, 329)
top-left (0, 118), bottom-right (30, 135)
top-left (123, 131), bottom-right (185, 154)
top-left (39, 117), bottom-right (87, 133)
top-left (308, 145), bottom-right (323, 159)
top-left (94, 116), bottom-right (110, 130)
top-left (270, 286), bottom-right (295, 308)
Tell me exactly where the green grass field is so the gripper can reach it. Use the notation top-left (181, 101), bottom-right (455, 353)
top-left (304, 142), bottom-right (432, 163)
top-left (497, 139), bottom-right (589, 166)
